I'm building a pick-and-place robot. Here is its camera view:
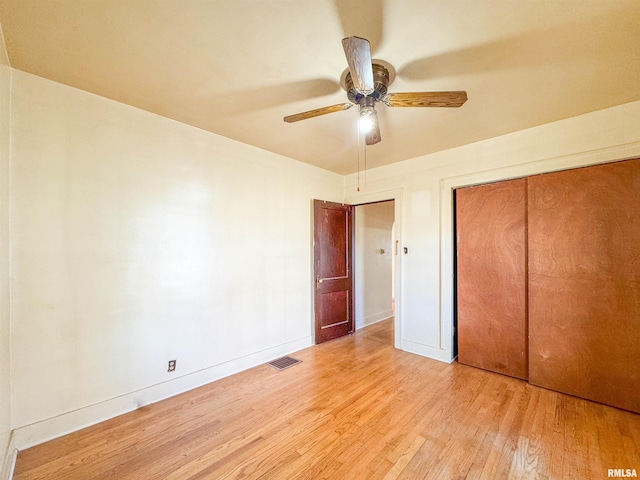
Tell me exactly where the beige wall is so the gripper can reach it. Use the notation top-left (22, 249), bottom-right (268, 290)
top-left (354, 202), bottom-right (394, 329)
top-left (345, 100), bottom-right (640, 363)
top-left (9, 70), bottom-right (343, 448)
top-left (0, 62), bottom-right (11, 478)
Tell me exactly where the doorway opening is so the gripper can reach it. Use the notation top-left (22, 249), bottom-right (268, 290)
top-left (354, 200), bottom-right (395, 344)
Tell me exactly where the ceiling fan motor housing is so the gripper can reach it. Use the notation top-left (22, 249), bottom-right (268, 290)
top-left (346, 63), bottom-right (390, 105)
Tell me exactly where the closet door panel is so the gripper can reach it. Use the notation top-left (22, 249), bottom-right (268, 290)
top-left (456, 178), bottom-right (528, 380)
top-left (528, 159), bottom-right (640, 413)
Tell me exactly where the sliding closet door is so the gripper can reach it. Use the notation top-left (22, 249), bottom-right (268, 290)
top-left (528, 159), bottom-right (640, 413)
top-left (456, 178), bottom-right (528, 380)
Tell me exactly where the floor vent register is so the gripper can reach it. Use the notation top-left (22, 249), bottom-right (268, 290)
top-left (267, 356), bottom-right (302, 371)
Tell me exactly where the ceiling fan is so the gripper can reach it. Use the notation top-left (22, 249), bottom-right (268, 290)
top-left (284, 36), bottom-right (468, 145)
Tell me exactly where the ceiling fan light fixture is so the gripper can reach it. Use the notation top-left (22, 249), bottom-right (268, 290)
top-left (359, 105), bottom-right (377, 134)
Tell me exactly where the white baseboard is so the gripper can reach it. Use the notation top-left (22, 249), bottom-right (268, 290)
top-left (356, 310), bottom-right (393, 330)
top-left (12, 336), bottom-right (312, 451)
top-left (1, 432), bottom-right (16, 480)
top-left (401, 339), bottom-right (453, 364)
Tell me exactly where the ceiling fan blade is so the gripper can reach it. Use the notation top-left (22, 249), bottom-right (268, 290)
top-left (342, 36), bottom-right (374, 95)
top-left (365, 119), bottom-right (381, 145)
top-left (383, 91), bottom-right (468, 108)
top-left (283, 103), bottom-right (353, 123)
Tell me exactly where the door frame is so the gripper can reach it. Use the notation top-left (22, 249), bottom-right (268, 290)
top-left (344, 188), bottom-right (403, 350)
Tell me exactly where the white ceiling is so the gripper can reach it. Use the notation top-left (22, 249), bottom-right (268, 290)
top-left (1, 0), bottom-right (639, 174)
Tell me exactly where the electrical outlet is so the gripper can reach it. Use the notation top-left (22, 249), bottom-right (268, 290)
top-left (168, 360), bottom-right (176, 372)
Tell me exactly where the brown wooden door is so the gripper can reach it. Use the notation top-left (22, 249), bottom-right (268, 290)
top-left (314, 199), bottom-right (354, 344)
top-left (456, 178), bottom-right (528, 380)
top-left (528, 159), bottom-right (640, 413)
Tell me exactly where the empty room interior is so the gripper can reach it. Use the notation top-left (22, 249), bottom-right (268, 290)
top-left (1, 1), bottom-right (640, 479)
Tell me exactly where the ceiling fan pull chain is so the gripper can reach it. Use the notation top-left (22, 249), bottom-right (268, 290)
top-left (357, 119), bottom-right (361, 192)
top-left (364, 141), bottom-right (367, 188)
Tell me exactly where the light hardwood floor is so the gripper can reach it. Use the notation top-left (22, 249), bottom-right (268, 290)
top-left (14, 319), bottom-right (640, 479)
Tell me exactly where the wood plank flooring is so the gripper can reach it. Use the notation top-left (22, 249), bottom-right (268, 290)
top-left (14, 319), bottom-right (640, 479)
